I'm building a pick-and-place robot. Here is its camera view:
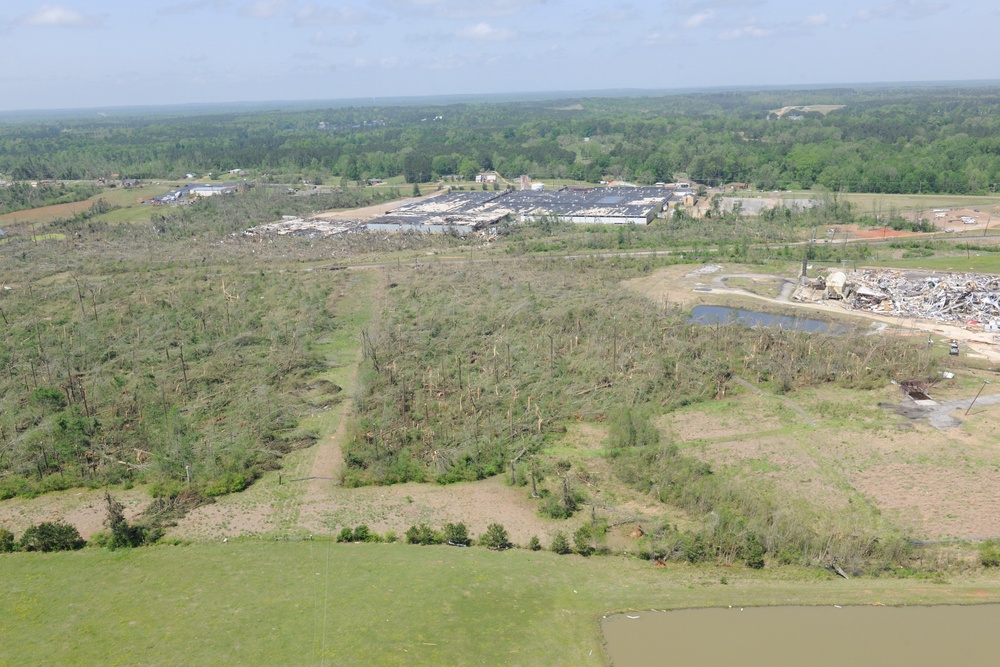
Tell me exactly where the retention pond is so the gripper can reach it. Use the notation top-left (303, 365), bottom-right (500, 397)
top-left (602, 604), bottom-right (1000, 666)
top-left (690, 305), bottom-right (839, 333)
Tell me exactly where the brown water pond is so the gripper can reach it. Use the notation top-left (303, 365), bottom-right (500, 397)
top-left (602, 604), bottom-right (1000, 666)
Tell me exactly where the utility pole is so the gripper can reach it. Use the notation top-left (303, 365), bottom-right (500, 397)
top-left (966, 380), bottom-right (990, 416)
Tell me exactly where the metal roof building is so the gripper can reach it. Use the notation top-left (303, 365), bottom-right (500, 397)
top-left (366, 186), bottom-right (673, 232)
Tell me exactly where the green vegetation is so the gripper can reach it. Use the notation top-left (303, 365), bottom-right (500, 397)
top-left (0, 181), bottom-right (98, 216)
top-left (2, 541), bottom-right (996, 666)
top-left (0, 187), bottom-right (415, 501)
top-left (17, 520), bottom-right (85, 552)
top-left (981, 540), bottom-right (1000, 568)
top-left (4, 86), bottom-right (1000, 192)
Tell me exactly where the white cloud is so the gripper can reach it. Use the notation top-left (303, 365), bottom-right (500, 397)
top-left (684, 10), bottom-right (715, 28)
top-left (718, 24), bottom-right (774, 40)
top-left (856, 1), bottom-right (947, 21)
top-left (16, 5), bottom-right (100, 27)
top-left (241, 0), bottom-right (292, 18)
top-left (457, 22), bottom-right (514, 41)
top-left (294, 3), bottom-right (381, 25)
top-left (385, 0), bottom-right (545, 19)
top-left (312, 28), bottom-right (364, 46)
top-left (803, 13), bottom-right (828, 26)
top-left (158, 1), bottom-right (231, 15)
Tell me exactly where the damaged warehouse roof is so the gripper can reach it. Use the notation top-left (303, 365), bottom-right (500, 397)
top-left (244, 186), bottom-right (677, 236)
top-left (367, 186), bottom-right (674, 232)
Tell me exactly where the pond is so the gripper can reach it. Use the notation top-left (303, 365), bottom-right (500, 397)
top-left (690, 305), bottom-right (837, 333)
top-left (602, 604), bottom-right (1000, 667)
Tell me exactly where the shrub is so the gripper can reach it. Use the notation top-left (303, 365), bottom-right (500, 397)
top-left (0, 527), bottom-right (16, 553)
top-left (743, 531), bottom-right (766, 569)
top-left (528, 535), bottom-right (541, 551)
top-left (980, 540), bottom-right (1000, 568)
top-left (338, 525), bottom-right (380, 543)
top-left (684, 534), bottom-right (709, 563)
top-left (29, 386), bottom-right (66, 410)
top-left (405, 524), bottom-right (442, 545)
top-left (444, 522), bottom-right (471, 546)
top-left (88, 530), bottom-right (112, 548)
top-left (607, 408), bottom-right (660, 454)
top-left (20, 521), bottom-right (86, 552)
top-left (551, 531), bottom-right (571, 555)
top-left (203, 470), bottom-right (257, 497)
top-left (352, 525), bottom-right (377, 543)
top-left (480, 523), bottom-right (511, 550)
top-left (574, 524), bottom-right (594, 557)
top-left (105, 492), bottom-right (156, 549)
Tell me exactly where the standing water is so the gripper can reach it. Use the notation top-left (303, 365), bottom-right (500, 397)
top-left (689, 305), bottom-right (837, 333)
top-left (602, 605), bottom-right (1000, 667)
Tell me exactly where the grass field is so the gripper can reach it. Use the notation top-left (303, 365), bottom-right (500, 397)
top-left (775, 191), bottom-right (1000, 213)
top-left (869, 254), bottom-right (1000, 274)
top-left (3, 541), bottom-right (1000, 666)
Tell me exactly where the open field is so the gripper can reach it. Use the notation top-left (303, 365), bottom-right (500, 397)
top-left (777, 191), bottom-right (1000, 213)
top-left (0, 185), bottom-right (176, 227)
top-left (3, 541), bottom-right (1000, 667)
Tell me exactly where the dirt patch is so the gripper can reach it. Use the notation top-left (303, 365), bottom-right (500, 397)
top-left (0, 487), bottom-right (149, 539)
top-left (852, 463), bottom-right (1000, 538)
top-left (669, 403), bottom-right (785, 442)
top-left (831, 224), bottom-right (918, 240)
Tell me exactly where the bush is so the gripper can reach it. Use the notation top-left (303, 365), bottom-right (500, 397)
top-left (203, 470), bottom-right (257, 497)
top-left (980, 540), bottom-right (1000, 568)
top-left (20, 521), bottom-right (86, 552)
top-left (338, 525), bottom-right (380, 543)
top-left (528, 535), bottom-right (541, 551)
top-left (352, 525), bottom-right (377, 543)
top-left (551, 531), bottom-right (571, 555)
top-left (480, 523), bottom-right (511, 550)
top-left (405, 524), bottom-right (442, 545)
top-left (607, 408), bottom-right (660, 454)
top-left (743, 531), bottom-right (766, 569)
top-left (88, 530), bottom-right (112, 548)
top-left (574, 524), bottom-right (594, 557)
top-left (0, 527), bottom-right (17, 552)
top-left (29, 386), bottom-right (67, 410)
top-left (105, 492), bottom-right (157, 549)
top-left (444, 522), bottom-right (471, 546)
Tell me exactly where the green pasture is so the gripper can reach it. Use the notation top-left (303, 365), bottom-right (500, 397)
top-left (3, 541), bottom-right (1000, 667)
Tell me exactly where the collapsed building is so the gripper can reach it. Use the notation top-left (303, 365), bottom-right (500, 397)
top-left (794, 269), bottom-right (1000, 327)
top-left (244, 186), bottom-right (676, 237)
top-left (365, 186), bottom-right (674, 233)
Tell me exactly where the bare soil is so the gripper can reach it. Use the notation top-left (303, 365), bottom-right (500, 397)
top-left (0, 487), bottom-right (148, 538)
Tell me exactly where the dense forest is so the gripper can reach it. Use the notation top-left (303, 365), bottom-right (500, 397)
top-left (2, 86), bottom-right (1000, 193)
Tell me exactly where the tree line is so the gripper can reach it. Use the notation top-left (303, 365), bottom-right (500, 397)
top-left (2, 86), bottom-right (1000, 192)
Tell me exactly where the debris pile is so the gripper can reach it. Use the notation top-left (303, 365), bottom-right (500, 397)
top-left (842, 269), bottom-right (1000, 324)
top-left (243, 217), bottom-right (365, 238)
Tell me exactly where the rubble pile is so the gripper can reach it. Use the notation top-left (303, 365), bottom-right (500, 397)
top-left (843, 269), bottom-right (1000, 324)
top-left (243, 217), bottom-right (365, 238)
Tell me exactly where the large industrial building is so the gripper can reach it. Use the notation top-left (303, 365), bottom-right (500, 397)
top-left (365, 186), bottom-right (674, 233)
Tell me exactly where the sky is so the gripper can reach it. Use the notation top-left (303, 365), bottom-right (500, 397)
top-left (1, 0), bottom-right (998, 111)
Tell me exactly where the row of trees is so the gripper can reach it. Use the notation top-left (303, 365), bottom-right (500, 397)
top-left (3, 86), bottom-right (1000, 191)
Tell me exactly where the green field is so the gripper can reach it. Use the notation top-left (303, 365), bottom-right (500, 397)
top-left (869, 254), bottom-right (1000, 273)
top-left (777, 191), bottom-right (1000, 213)
top-left (3, 542), bottom-right (999, 666)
